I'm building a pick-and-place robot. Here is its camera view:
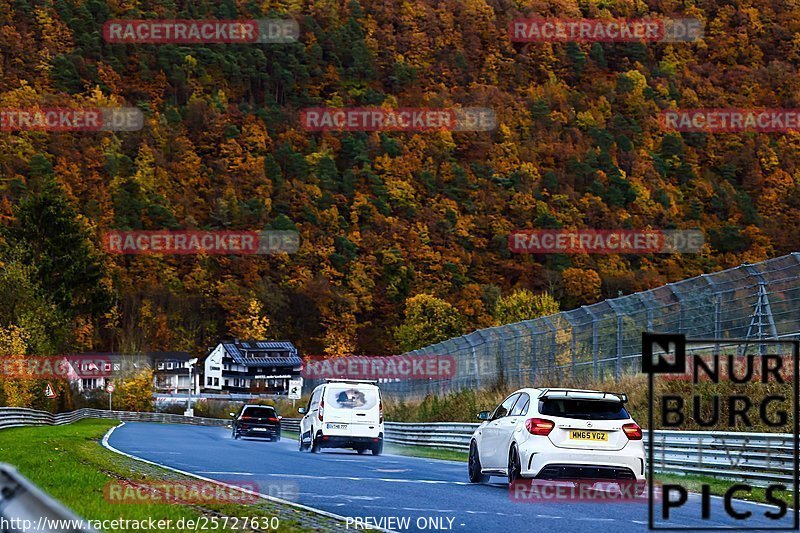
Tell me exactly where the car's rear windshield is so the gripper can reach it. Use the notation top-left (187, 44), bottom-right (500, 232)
top-left (325, 386), bottom-right (378, 410)
top-left (242, 406), bottom-right (276, 418)
top-left (539, 399), bottom-right (629, 420)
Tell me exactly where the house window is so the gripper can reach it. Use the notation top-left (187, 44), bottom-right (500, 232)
top-left (207, 377), bottom-right (212, 385)
top-left (214, 378), bottom-right (219, 386)
top-left (167, 362), bottom-right (174, 370)
top-left (157, 362), bottom-right (164, 370)
top-left (224, 379), bottom-right (229, 387)
top-left (82, 378), bottom-right (97, 390)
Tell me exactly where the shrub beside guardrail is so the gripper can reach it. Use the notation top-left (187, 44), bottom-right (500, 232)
top-left (0, 408), bottom-right (793, 487)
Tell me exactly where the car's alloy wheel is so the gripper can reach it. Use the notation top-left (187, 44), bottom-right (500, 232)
top-left (507, 446), bottom-right (522, 484)
top-left (468, 441), bottom-right (489, 483)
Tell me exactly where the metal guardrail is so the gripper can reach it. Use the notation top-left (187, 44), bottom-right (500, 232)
top-left (0, 463), bottom-right (97, 532)
top-left (0, 407), bottom-right (229, 430)
top-left (0, 409), bottom-right (793, 487)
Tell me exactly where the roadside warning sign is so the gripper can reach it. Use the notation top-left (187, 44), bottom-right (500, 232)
top-left (44, 382), bottom-right (57, 399)
top-left (106, 382), bottom-right (115, 393)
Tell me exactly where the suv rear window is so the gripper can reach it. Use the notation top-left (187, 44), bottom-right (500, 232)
top-left (242, 406), bottom-right (276, 418)
top-left (539, 399), bottom-right (629, 420)
top-left (325, 386), bottom-right (378, 410)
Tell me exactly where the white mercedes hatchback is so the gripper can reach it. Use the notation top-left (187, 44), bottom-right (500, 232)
top-left (468, 388), bottom-right (645, 492)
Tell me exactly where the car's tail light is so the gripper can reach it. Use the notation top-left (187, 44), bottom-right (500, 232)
top-left (319, 400), bottom-right (324, 421)
top-left (268, 417), bottom-right (279, 423)
top-left (525, 418), bottom-right (555, 436)
top-left (379, 400), bottom-right (384, 424)
top-left (622, 423), bottom-right (642, 440)
top-left (241, 416), bottom-right (252, 420)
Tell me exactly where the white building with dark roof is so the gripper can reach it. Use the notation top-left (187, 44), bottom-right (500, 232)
top-left (202, 340), bottom-right (301, 395)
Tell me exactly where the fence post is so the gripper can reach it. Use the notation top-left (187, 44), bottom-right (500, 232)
top-left (541, 316), bottom-right (558, 382)
top-left (583, 306), bottom-right (600, 381)
top-left (702, 274), bottom-right (722, 357)
top-left (607, 299), bottom-right (624, 379)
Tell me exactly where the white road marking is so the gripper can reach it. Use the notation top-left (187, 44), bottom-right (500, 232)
top-left (197, 471), bottom-right (254, 476)
top-left (100, 423), bottom-right (398, 533)
top-left (266, 473), bottom-right (471, 485)
top-left (302, 494), bottom-right (383, 501)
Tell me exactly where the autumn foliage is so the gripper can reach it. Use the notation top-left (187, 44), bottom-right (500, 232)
top-left (0, 0), bottom-right (797, 375)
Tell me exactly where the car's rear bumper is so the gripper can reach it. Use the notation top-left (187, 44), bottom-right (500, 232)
top-left (318, 434), bottom-right (382, 449)
top-left (237, 425), bottom-right (280, 438)
top-left (521, 448), bottom-right (646, 481)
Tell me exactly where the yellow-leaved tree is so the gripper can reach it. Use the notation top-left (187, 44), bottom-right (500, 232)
top-left (113, 368), bottom-right (154, 412)
top-left (0, 325), bottom-right (36, 407)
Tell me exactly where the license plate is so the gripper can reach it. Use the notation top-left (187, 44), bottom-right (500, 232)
top-left (326, 423), bottom-right (348, 430)
top-left (254, 427), bottom-right (267, 431)
top-left (569, 430), bottom-right (608, 441)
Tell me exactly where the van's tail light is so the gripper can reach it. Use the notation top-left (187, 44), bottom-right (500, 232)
top-left (379, 400), bottom-right (384, 424)
top-left (525, 418), bottom-right (555, 436)
top-left (622, 423), bottom-right (642, 440)
top-left (318, 399), bottom-right (324, 421)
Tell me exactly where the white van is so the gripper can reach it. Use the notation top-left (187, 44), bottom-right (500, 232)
top-left (298, 380), bottom-right (384, 455)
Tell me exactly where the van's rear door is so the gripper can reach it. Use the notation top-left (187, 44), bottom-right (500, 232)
top-left (323, 385), bottom-right (379, 433)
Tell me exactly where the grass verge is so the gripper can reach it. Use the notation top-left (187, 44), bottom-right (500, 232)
top-left (0, 419), bottom-right (341, 532)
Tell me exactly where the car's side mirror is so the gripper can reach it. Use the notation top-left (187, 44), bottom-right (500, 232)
top-left (298, 407), bottom-right (306, 414)
top-left (278, 415), bottom-right (283, 420)
top-left (229, 412), bottom-right (236, 417)
top-left (477, 411), bottom-right (491, 421)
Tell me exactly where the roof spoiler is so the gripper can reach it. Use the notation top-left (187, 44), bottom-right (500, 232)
top-left (537, 388), bottom-right (628, 403)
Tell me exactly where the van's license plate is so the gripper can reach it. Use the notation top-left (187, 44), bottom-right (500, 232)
top-left (326, 423), bottom-right (348, 430)
top-left (569, 430), bottom-right (608, 441)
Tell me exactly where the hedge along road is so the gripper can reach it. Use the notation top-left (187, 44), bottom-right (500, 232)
top-left (105, 422), bottom-right (794, 532)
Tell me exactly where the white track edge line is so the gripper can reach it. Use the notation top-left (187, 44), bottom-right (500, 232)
top-left (100, 422), bottom-right (398, 533)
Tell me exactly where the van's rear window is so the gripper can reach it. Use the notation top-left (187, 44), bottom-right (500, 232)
top-left (325, 387), bottom-right (378, 410)
top-left (539, 399), bottom-right (629, 420)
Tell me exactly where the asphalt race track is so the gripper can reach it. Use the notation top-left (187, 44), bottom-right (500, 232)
top-left (108, 422), bottom-right (794, 532)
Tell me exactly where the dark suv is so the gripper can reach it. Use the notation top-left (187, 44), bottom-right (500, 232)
top-left (231, 405), bottom-right (282, 441)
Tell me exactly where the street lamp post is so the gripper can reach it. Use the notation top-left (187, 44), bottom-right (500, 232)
top-left (185, 358), bottom-right (198, 417)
